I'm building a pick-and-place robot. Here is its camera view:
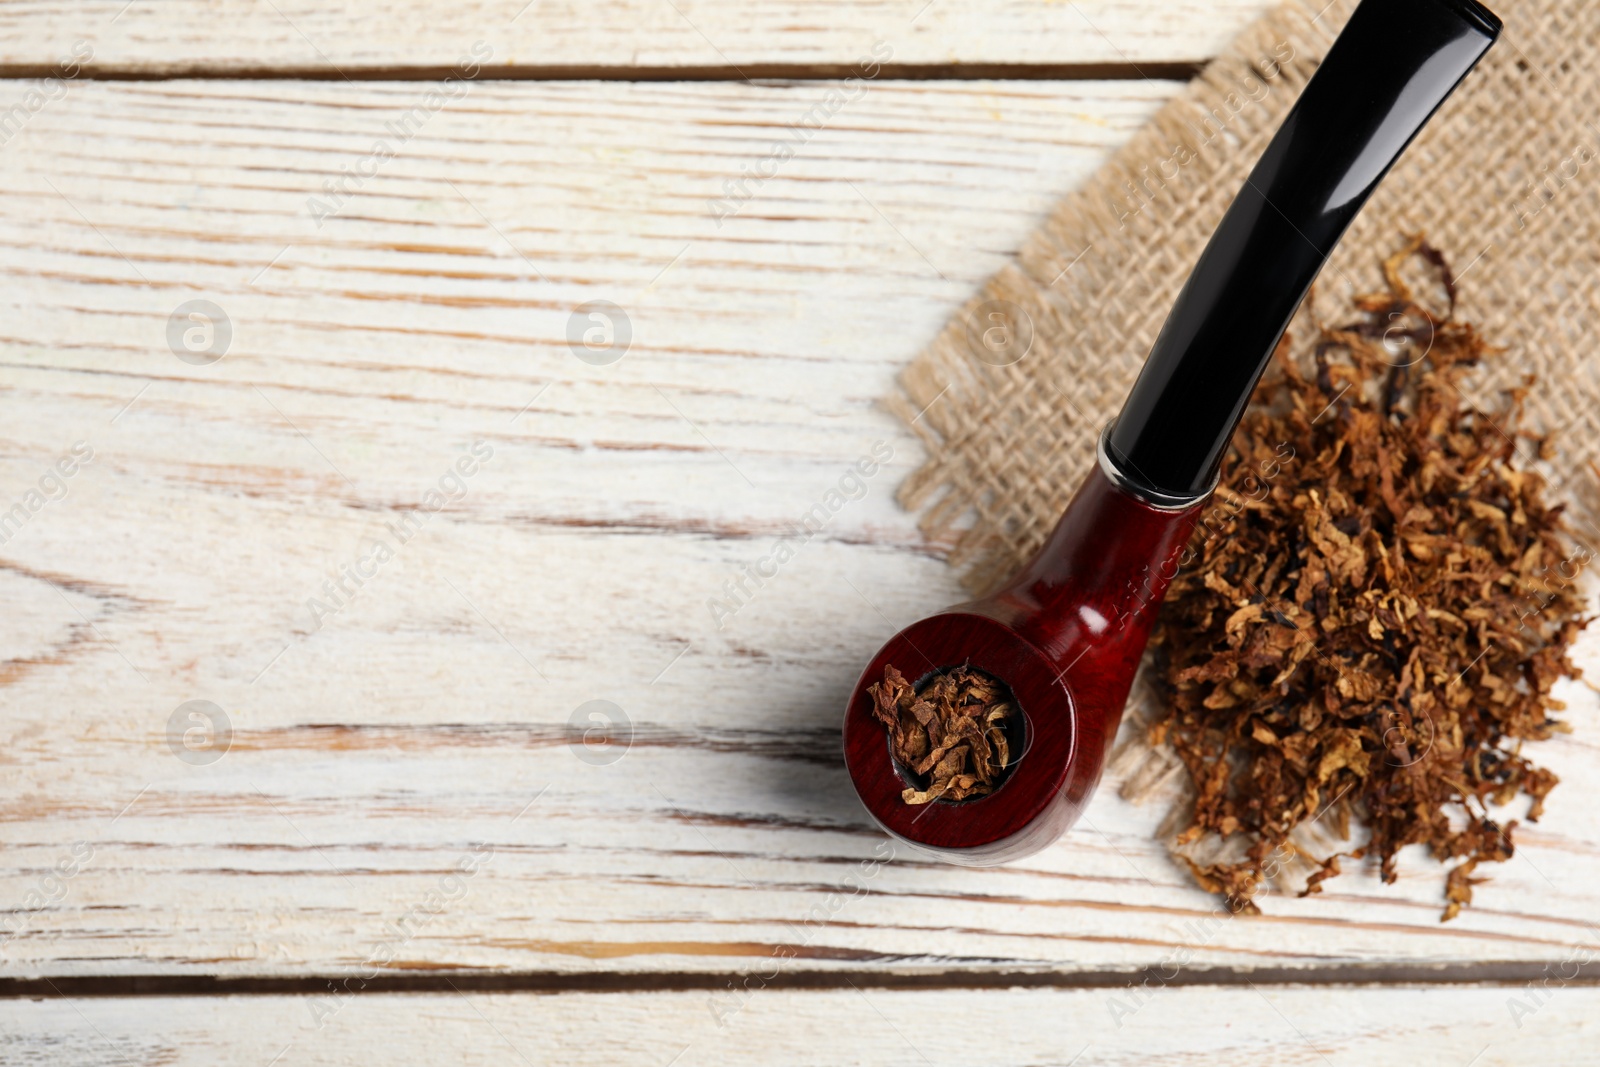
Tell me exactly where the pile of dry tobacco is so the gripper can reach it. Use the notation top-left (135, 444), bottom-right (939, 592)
top-left (1154, 238), bottom-right (1590, 920)
top-left (869, 664), bottom-right (1019, 804)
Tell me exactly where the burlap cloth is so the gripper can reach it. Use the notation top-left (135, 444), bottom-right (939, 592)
top-left (888, 0), bottom-right (1600, 819)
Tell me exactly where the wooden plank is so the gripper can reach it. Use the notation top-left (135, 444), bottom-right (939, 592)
top-left (1, 78), bottom-right (1598, 982)
top-left (4, 985), bottom-right (1597, 1064)
top-left (0, 1), bottom-right (1273, 75)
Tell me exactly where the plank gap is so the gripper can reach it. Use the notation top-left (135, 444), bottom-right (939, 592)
top-left (0, 60), bottom-right (1204, 82)
top-left (7, 962), bottom-right (1598, 999)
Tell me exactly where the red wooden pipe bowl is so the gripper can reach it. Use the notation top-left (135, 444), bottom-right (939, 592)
top-left (843, 465), bottom-right (1203, 864)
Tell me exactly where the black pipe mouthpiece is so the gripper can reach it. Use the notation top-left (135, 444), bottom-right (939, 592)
top-left (1107, 0), bottom-right (1500, 501)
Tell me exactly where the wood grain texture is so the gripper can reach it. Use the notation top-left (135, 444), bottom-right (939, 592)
top-left (1, 76), bottom-right (1599, 985)
top-left (5, 985), bottom-right (1599, 1065)
top-left (0, 1), bottom-right (1272, 75)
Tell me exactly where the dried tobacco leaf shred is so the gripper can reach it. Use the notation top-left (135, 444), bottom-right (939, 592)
top-left (1153, 237), bottom-right (1591, 920)
top-left (870, 664), bottom-right (1019, 804)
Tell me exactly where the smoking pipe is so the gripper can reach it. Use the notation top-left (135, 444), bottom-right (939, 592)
top-left (843, 0), bottom-right (1501, 864)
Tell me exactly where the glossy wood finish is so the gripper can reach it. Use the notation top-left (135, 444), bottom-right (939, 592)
top-left (843, 467), bottom-right (1202, 863)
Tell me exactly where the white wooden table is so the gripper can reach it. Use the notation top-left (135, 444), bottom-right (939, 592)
top-left (3, 3), bottom-right (1599, 1063)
